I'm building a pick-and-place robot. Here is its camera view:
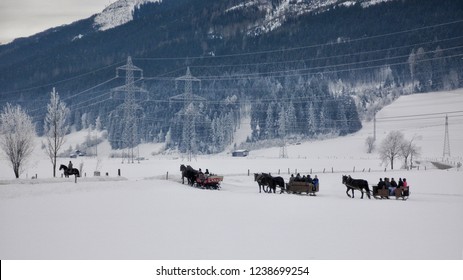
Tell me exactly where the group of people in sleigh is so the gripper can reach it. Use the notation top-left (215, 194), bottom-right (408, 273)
top-left (373, 177), bottom-right (409, 198)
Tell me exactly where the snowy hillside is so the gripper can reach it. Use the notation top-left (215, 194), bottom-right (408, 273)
top-left (231, 0), bottom-right (396, 36)
top-left (0, 89), bottom-right (462, 260)
top-left (94, 0), bottom-right (161, 31)
top-left (93, 0), bottom-right (394, 34)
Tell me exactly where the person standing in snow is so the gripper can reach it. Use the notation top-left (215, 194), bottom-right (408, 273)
top-left (312, 175), bottom-right (319, 191)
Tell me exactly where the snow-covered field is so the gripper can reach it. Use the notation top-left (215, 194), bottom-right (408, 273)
top-left (1, 89), bottom-right (463, 260)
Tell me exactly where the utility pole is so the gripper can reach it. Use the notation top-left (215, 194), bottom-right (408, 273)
top-left (443, 114), bottom-right (450, 160)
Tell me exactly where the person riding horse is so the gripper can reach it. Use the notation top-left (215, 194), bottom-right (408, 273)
top-left (60, 164), bottom-right (80, 177)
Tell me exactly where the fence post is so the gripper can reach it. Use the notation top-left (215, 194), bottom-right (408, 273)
top-left (332, 167), bottom-right (334, 173)
top-left (248, 169), bottom-right (250, 176)
top-left (74, 174), bottom-right (77, 184)
top-left (295, 169), bottom-right (297, 174)
top-left (278, 169), bottom-right (280, 175)
top-left (118, 169), bottom-right (121, 176)
top-left (310, 168), bottom-right (312, 174)
top-left (323, 168), bottom-right (325, 173)
top-left (166, 172), bottom-right (169, 180)
top-left (353, 167), bottom-right (355, 173)
top-left (288, 168), bottom-right (290, 174)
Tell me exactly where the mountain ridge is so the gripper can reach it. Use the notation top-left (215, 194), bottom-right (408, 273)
top-left (0, 0), bottom-right (461, 153)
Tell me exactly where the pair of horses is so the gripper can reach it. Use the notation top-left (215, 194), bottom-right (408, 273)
top-left (254, 173), bottom-right (285, 193)
top-left (59, 164), bottom-right (80, 177)
top-left (180, 164), bottom-right (198, 185)
top-left (342, 175), bottom-right (371, 199)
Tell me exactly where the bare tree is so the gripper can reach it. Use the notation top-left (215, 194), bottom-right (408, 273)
top-left (44, 88), bottom-right (70, 177)
top-left (0, 103), bottom-right (36, 178)
top-left (401, 136), bottom-right (421, 169)
top-left (365, 136), bottom-right (375, 153)
top-left (379, 130), bottom-right (405, 170)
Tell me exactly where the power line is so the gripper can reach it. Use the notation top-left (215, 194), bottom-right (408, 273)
top-left (134, 19), bottom-right (463, 61)
top-left (186, 35), bottom-right (463, 70)
top-left (1, 60), bottom-right (125, 95)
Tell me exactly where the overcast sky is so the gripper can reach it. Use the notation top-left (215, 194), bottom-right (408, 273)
top-left (0, 0), bottom-right (116, 44)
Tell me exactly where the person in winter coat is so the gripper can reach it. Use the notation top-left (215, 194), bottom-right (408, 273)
top-left (402, 178), bottom-right (409, 196)
top-left (312, 175), bottom-right (319, 191)
top-left (384, 178), bottom-right (391, 199)
top-left (374, 178), bottom-right (385, 195)
top-left (390, 178), bottom-right (398, 195)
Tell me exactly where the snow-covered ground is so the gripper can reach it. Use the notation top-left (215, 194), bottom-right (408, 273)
top-left (1, 89), bottom-right (463, 260)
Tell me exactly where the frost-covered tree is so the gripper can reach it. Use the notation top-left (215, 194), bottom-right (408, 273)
top-left (0, 104), bottom-right (36, 178)
top-left (408, 49), bottom-right (416, 91)
top-left (286, 101), bottom-right (297, 134)
top-left (401, 136), bottom-right (421, 169)
top-left (277, 105), bottom-right (286, 137)
top-left (44, 88), bottom-right (70, 177)
top-left (265, 103), bottom-right (276, 139)
top-left (365, 136), bottom-right (375, 154)
top-left (306, 102), bottom-right (317, 136)
top-left (379, 130), bottom-right (405, 170)
top-left (95, 116), bottom-right (102, 131)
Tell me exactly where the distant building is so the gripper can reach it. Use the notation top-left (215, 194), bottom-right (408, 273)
top-left (232, 149), bottom-right (249, 157)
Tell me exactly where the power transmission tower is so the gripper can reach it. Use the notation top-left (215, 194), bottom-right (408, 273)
top-left (170, 67), bottom-right (205, 161)
top-left (443, 114), bottom-right (450, 159)
top-left (111, 56), bottom-right (146, 163)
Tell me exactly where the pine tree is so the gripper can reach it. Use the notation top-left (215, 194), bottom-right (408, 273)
top-left (307, 102), bottom-right (317, 136)
top-left (277, 105), bottom-right (286, 138)
top-left (286, 101), bottom-right (297, 135)
top-left (265, 103), bottom-right (275, 139)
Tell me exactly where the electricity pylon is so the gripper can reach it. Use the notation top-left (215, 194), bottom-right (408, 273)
top-left (170, 67), bottom-right (205, 161)
top-left (111, 56), bottom-right (146, 163)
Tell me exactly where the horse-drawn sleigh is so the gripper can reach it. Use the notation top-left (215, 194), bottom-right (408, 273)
top-left (180, 164), bottom-right (223, 190)
top-left (285, 180), bottom-right (319, 196)
top-left (342, 175), bottom-right (409, 200)
top-left (254, 173), bottom-right (319, 196)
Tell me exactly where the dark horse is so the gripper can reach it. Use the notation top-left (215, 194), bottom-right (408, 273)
top-left (59, 164), bottom-right (80, 178)
top-left (254, 173), bottom-right (285, 193)
top-left (342, 175), bottom-right (371, 199)
top-left (271, 176), bottom-right (286, 194)
top-left (254, 173), bottom-right (273, 193)
top-left (180, 164), bottom-right (198, 186)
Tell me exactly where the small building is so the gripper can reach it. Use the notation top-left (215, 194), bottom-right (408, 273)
top-left (232, 149), bottom-right (249, 157)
